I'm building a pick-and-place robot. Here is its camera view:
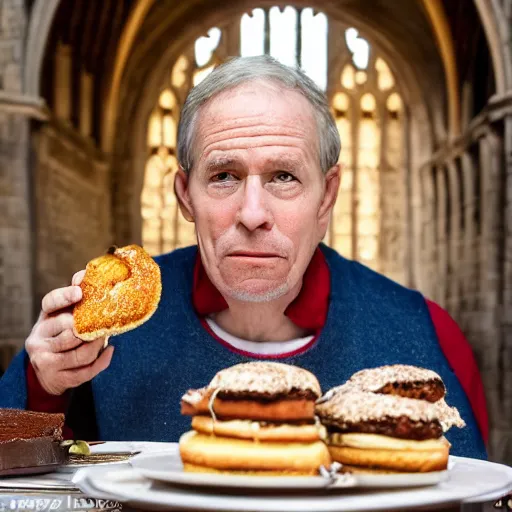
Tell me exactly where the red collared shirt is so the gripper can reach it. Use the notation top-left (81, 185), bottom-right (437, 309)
top-left (26, 248), bottom-right (489, 441)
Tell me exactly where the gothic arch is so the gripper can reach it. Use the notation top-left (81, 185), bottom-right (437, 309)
top-left (24, 0), bottom-right (60, 98)
top-left (473, 0), bottom-right (512, 95)
top-left (102, 0), bottom-right (159, 153)
top-left (419, 0), bottom-right (459, 136)
top-left (23, 0), bottom-right (158, 145)
top-left (24, 0), bottom-right (509, 144)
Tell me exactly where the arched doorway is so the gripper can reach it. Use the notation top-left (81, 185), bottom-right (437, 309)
top-left (141, 7), bottom-right (407, 283)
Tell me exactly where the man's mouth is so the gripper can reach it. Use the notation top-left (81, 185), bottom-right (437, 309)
top-left (227, 251), bottom-right (283, 258)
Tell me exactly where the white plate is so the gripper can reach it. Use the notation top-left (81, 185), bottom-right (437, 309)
top-left (130, 447), bottom-right (447, 489)
top-left (73, 456), bottom-right (512, 512)
top-left (56, 441), bottom-right (176, 473)
top-left (91, 442), bottom-right (174, 455)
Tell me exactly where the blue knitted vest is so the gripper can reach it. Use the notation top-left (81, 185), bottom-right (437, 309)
top-left (0, 245), bottom-right (486, 459)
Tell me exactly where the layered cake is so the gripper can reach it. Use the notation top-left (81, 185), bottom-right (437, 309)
top-left (0, 408), bottom-right (67, 476)
top-left (179, 362), bottom-right (331, 475)
top-left (316, 365), bottom-right (465, 473)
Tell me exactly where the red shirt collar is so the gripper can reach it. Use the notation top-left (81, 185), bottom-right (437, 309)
top-left (192, 247), bottom-right (330, 331)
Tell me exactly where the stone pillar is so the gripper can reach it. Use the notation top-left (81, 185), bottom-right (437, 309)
top-left (478, 132), bottom-right (505, 461)
top-left (499, 113), bottom-right (512, 462)
top-left (0, 0), bottom-right (33, 368)
top-left (436, 165), bottom-right (448, 307)
top-left (0, 111), bottom-right (31, 364)
top-left (418, 165), bottom-right (437, 301)
top-left (446, 161), bottom-right (461, 316)
top-left (459, 152), bottom-right (479, 351)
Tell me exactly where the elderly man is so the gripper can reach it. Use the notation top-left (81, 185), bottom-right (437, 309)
top-left (0, 56), bottom-right (486, 458)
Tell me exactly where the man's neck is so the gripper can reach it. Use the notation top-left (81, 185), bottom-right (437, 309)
top-left (211, 283), bottom-right (311, 342)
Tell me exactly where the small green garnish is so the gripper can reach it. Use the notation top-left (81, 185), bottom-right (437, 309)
top-left (60, 440), bottom-right (91, 455)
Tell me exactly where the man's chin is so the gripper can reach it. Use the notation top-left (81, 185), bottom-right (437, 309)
top-left (225, 283), bottom-right (289, 303)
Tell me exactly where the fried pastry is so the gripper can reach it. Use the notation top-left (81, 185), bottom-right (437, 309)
top-left (73, 244), bottom-right (161, 341)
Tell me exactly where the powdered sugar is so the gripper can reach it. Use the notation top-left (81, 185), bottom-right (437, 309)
top-left (316, 385), bottom-right (439, 424)
top-left (316, 366), bottom-right (466, 432)
top-left (348, 365), bottom-right (444, 393)
top-left (208, 362), bottom-right (322, 398)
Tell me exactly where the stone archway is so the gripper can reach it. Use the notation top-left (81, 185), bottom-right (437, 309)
top-left (23, 0), bottom-right (512, 144)
top-left (23, 0), bottom-right (60, 99)
top-left (473, 0), bottom-right (512, 95)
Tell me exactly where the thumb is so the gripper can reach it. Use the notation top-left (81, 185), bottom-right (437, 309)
top-left (72, 270), bottom-right (86, 286)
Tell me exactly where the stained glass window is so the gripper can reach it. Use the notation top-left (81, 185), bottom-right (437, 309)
top-left (241, 9), bottom-right (265, 56)
top-left (301, 9), bottom-right (328, 90)
top-left (329, 27), bottom-right (405, 280)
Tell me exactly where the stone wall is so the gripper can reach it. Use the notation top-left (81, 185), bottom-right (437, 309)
top-left (418, 114), bottom-right (511, 463)
top-left (0, 0), bottom-right (31, 370)
top-left (379, 113), bottom-right (406, 285)
top-left (0, 0), bottom-right (24, 92)
top-left (0, 111), bottom-right (31, 368)
top-left (32, 120), bottom-right (112, 310)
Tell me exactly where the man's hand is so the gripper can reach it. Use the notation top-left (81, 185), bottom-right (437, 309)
top-left (25, 270), bottom-right (114, 396)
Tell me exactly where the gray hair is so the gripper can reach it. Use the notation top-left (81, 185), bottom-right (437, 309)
top-left (177, 55), bottom-right (340, 174)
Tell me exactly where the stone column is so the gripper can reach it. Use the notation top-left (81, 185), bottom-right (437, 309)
top-left (446, 160), bottom-right (461, 316)
top-left (0, 0), bottom-right (35, 369)
top-left (459, 152), bottom-right (479, 348)
top-left (418, 165), bottom-right (437, 300)
top-left (436, 165), bottom-right (448, 307)
top-left (478, 132), bottom-right (505, 461)
top-left (499, 113), bottom-right (512, 462)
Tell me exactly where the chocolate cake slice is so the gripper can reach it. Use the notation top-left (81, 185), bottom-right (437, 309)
top-left (0, 409), bottom-right (68, 476)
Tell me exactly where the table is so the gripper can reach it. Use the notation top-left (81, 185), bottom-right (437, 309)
top-left (0, 490), bottom-right (508, 512)
top-left (0, 442), bottom-right (511, 512)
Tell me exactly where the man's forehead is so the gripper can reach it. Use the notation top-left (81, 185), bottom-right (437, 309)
top-left (198, 80), bottom-right (316, 125)
top-left (190, 80), bottom-right (321, 170)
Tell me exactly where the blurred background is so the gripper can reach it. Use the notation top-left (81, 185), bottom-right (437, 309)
top-left (0, 0), bottom-right (510, 462)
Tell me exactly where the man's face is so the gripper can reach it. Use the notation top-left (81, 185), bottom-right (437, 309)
top-left (176, 81), bottom-right (339, 302)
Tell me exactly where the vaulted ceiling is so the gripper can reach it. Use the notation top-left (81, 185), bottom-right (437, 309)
top-left (33, 0), bottom-right (495, 152)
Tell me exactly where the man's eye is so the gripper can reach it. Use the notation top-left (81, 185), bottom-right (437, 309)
top-left (211, 172), bottom-right (235, 182)
top-left (274, 172), bottom-right (296, 183)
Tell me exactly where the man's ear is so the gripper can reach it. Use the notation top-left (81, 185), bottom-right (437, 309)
top-left (174, 167), bottom-right (194, 222)
top-left (318, 164), bottom-right (341, 224)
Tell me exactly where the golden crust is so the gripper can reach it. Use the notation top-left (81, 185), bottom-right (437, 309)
top-left (73, 245), bottom-right (161, 341)
top-left (179, 431), bottom-right (331, 473)
top-left (183, 463), bottom-right (319, 476)
top-left (191, 416), bottom-right (323, 442)
top-left (328, 433), bottom-right (450, 452)
top-left (328, 444), bottom-right (448, 473)
top-left (340, 464), bottom-right (424, 475)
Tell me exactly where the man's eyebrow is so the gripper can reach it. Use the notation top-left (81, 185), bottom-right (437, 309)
top-left (203, 157), bottom-right (239, 173)
top-left (265, 155), bottom-right (304, 169)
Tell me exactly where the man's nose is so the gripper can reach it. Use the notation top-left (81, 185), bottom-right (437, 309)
top-left (237, 176), bottom-right (274, 232)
